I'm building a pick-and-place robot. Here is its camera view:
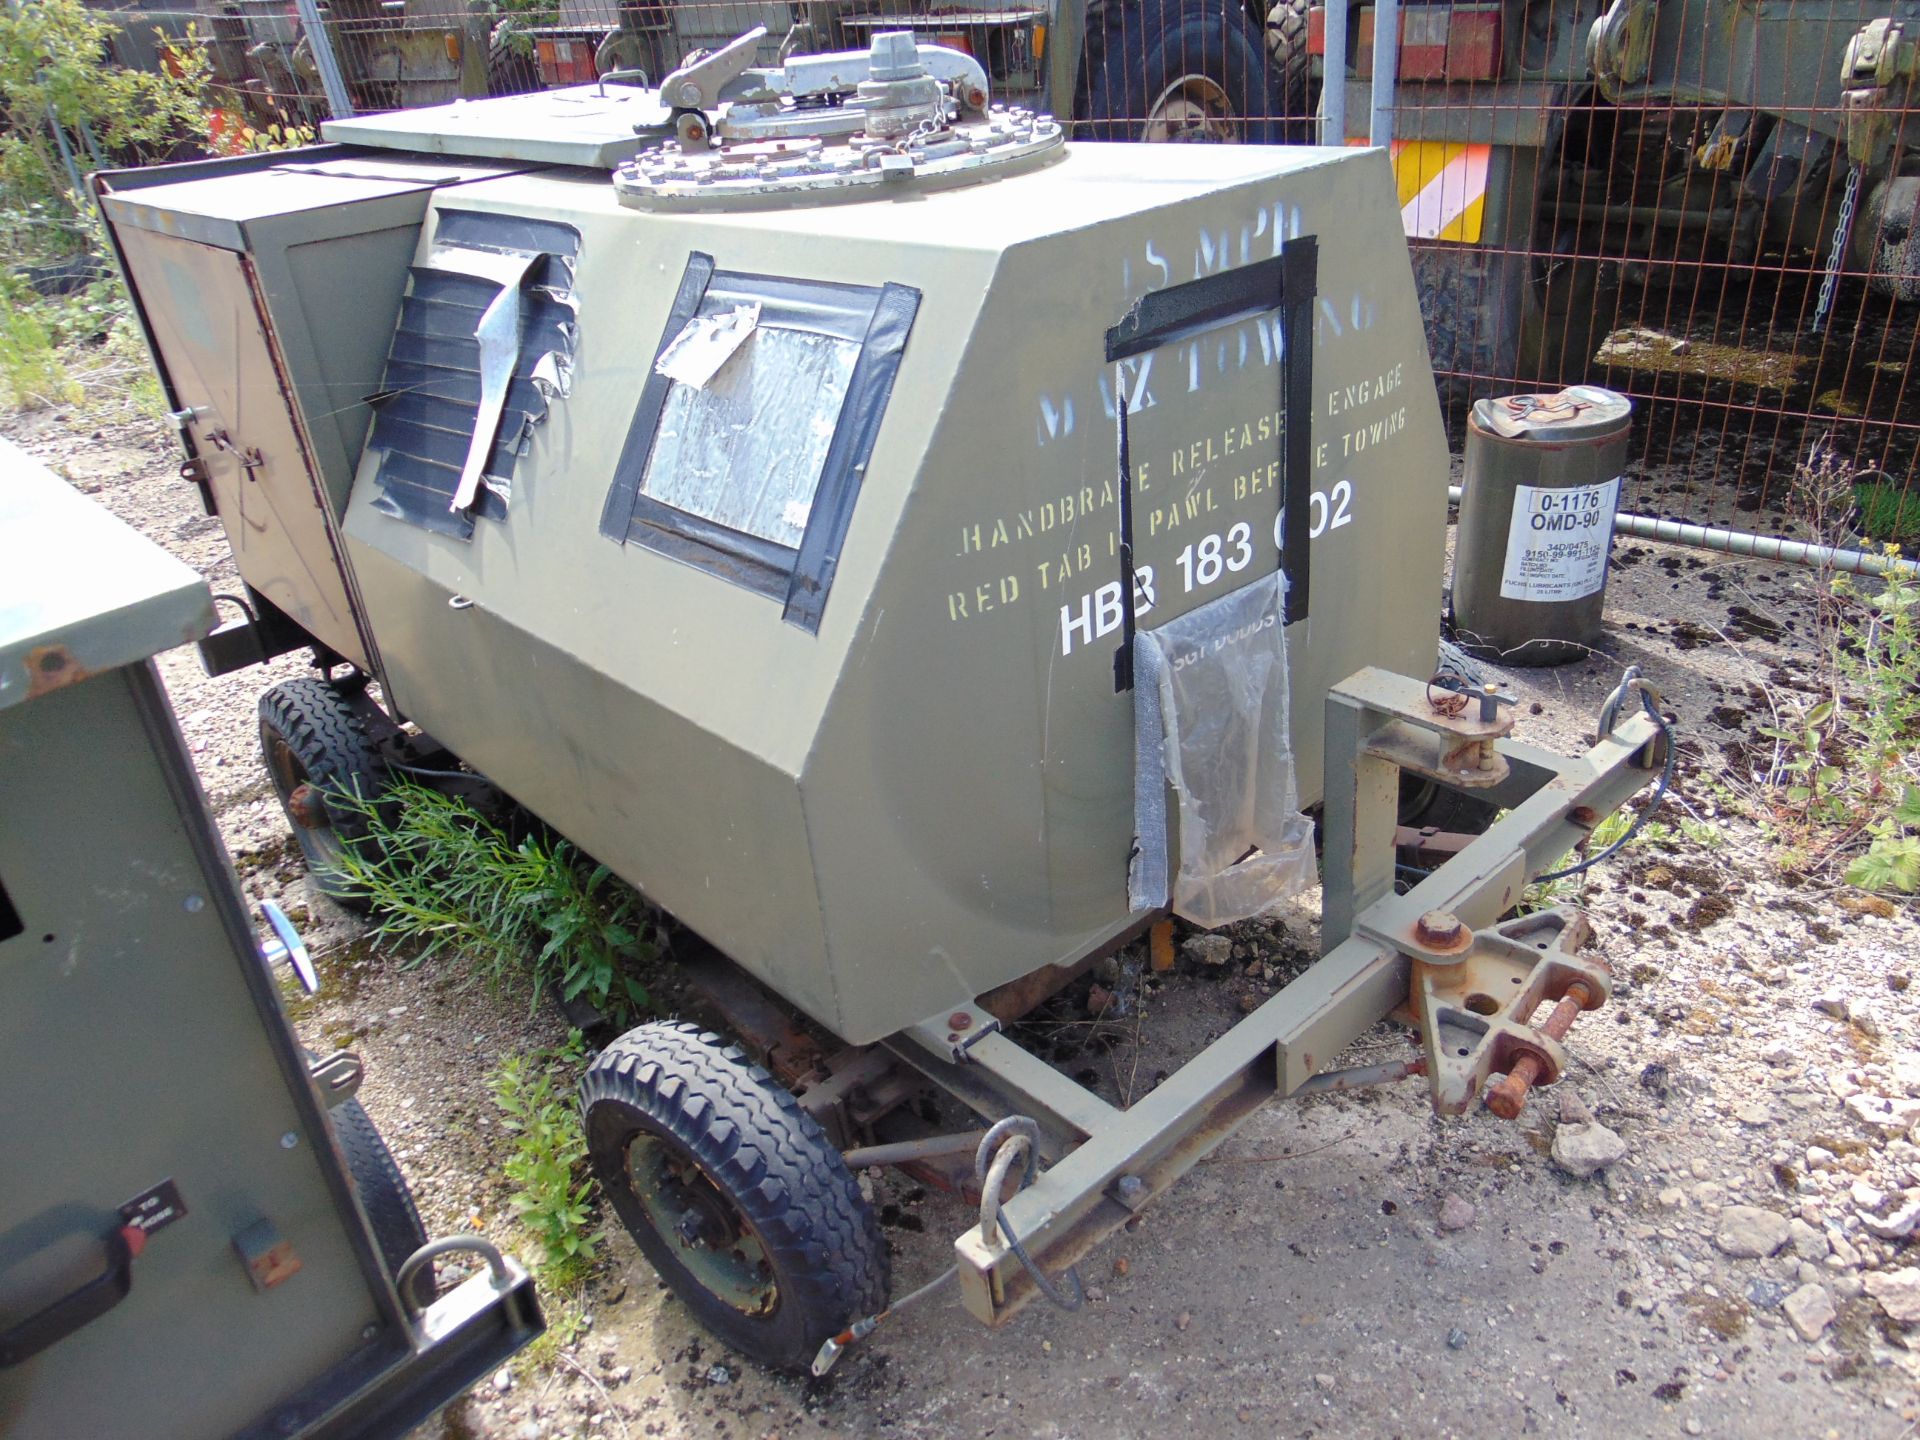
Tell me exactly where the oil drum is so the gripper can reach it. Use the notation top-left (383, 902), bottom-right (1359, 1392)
top-left (1450, 385), bottom-right (1632, 666)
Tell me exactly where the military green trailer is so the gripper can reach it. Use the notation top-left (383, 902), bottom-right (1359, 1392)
top-left (0, 441), bottom-right (542, 1437)
top-left (97, 34), bottom-right (1667, 1373)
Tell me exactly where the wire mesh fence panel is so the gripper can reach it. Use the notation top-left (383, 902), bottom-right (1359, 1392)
top-left (84, 0), bottom-right (1917, 549)
top-left (1321, 0), bottom-right (1920, 549)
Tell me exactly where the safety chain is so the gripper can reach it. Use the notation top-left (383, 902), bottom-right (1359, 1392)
top-left (1812, 162), bottom-right (1862, 334)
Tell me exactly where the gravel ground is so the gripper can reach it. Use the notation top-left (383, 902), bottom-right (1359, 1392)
top-left (11, 402), bottom-right (1918, 1440)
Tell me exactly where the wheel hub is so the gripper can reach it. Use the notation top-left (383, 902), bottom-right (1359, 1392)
top-left (628, 1136), bottom-right (777, 1316)
top-left (1142, 76), bottom-right (1237, 143)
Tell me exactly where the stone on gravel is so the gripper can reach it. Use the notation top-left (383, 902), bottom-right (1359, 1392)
top-left (1861, 1192), bottom-right (1920, 1241)
top-left (1846, 1093), bottom-right (1920, 1132)
top-left (1183, 934), bottom-right (1234, 968)
top-left (1552, 1120), bottom-right (1627, 1178)
top-left (492, 1368), bottom-right (513, 1394)
top-left (1437, 1193), bottom-right (1476, 1232)
top-left (1734, 1102), bottom-right (1771, 1127)
top-left (1783, 1284), bottom-right (1836, 1342)
top-left (1313, 1372), bottom-right (1335, 1390)
top-left (1712, 1206), bottom-right (1791, 1259)
top-left (1789, 1218), bottom-right (1830, 1260)
top-left (1812, 992), bottom-right (1849, 1020)
top-left (1863, 1268), bottom-right (1920, 1325)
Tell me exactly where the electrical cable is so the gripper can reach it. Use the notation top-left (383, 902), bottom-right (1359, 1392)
top-left (1532, 688), bottom-right (1677, 884)
top-left (384, 759), bottom-right (477, 782)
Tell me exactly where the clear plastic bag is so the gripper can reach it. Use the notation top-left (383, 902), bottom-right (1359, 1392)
top-left (1130, 573), bottom-right (1317, 927)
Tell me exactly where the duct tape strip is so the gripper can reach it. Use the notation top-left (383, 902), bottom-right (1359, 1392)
top-left (1101, 238), bottom-right (1317, 625)
top-left (600, 251), bottom-right (716, 542)
top-left (1128, 630), bottom-right (1171, 913)
top-left (783, 281), bottom-right (920, 634)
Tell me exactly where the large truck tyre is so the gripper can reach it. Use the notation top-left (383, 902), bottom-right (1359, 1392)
top-left (487, 27), bottom-right (540, 96)
top-left (1084, 0), bottom-right (1289, 143)
top-left (1262, 0), bottom-right (1313, 135)
top-left (1415, 246), bottom-right (1602, 402)
top-left (259, 678), bottom-right (388, 912)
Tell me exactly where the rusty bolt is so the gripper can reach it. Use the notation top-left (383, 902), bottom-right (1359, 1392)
top-left (1414, 910), bottom-right (1466, 949)
top-left (1484, 981), bottom-right (1594, 1120)
top-left (948, 1011), bottom-right (973, 1032)
top-left (286, 783), bottom-right (327, 831)
top-left (1568, 805), bottom-right (1599, 828)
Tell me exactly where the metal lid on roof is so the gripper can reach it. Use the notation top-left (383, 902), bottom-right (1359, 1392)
top-left (320, 84), bottom-right (673, 169)
top-left (615, 29), bottom-right (1064, 208)
top-left (1471, 385), bottom-right (1633, 442)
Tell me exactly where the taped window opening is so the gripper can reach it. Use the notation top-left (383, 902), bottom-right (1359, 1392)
top-left (364, 211), bottom-right (581, 540)
top-left (1129, 572), bottom-right (1316, 928)
top-left (600, 256), bottom-right (920, 633)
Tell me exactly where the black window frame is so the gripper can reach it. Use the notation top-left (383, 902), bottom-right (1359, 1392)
top-left (599, 253), bottom-right (921, 634)
top-left (1105, 236), bottom-right (1318, 633)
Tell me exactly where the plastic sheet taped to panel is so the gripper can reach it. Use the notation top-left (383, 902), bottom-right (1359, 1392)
top-left (1130, 573), bottom-right (1315, 927)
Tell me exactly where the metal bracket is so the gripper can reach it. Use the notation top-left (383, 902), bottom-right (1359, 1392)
top-left (308, 1049), bottom-right (364, 1108)
top-left (1841, 17), bottom-right (1918, 164)
top-left (658, 26), bottom-right (768, 111)
top-left (178, 455), bottom-right (215, 515)
top-left (1408, 908), bottom-right (1610, 1115)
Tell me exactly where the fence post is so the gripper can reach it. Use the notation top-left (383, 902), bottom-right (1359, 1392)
top-left (1368, 0), bottom-right (1396, 146)
top-left (292, 0), bottom-right (356, 118)
top-left (1321, 0), bottom-right (1346, 145)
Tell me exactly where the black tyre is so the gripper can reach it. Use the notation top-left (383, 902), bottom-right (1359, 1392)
top-left (336, 1094), bottom-right (436, 1309)
top-left (580, 1022), bottom-right (888, 1371)
top-left (487, 26), bottom-right (540, 96)
top-left (1261, 0), bottom-right (1312, 134)
top-left (259, 678), bottom-right (387, 912)
top-left (1085, 0), bottom-right (1288, 144)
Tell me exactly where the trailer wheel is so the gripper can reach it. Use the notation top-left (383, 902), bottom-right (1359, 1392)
top-left (335, 1094), bottom-right (438, 1309)
top-left (581, 1021), bottom-right (888, 1371)
top-left (1084, 0), bottom-right (1288, 143)
top-left (259, 678), bottom-right (386, 913)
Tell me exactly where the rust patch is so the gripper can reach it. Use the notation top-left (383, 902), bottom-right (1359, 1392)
top-left (25, 645), bottom-right (92, 699)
